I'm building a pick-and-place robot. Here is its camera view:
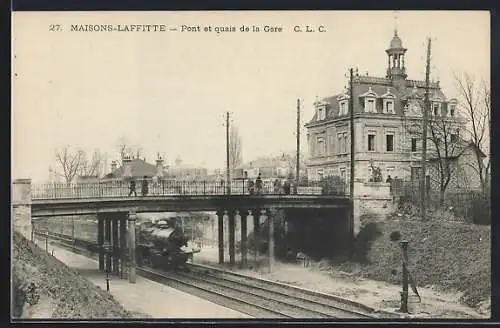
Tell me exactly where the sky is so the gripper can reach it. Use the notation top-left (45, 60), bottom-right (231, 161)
top-left (12, 11), bottom-right (490, 183)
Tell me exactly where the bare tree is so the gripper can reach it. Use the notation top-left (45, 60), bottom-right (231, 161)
top-left (78, 150), bottom-right (105, 177)
top-left (279, 151), bottom-right (307, 178)
top-left (403, 99), bottom-right (464, 206)
top-left (455, 72), bottom-right (490, 194)
top-left (53, 147), bottom-right (106, 184)
top-left (229, 125), bottom-right (243, 171)
top-left (54, 146), bottom-right (85, 185)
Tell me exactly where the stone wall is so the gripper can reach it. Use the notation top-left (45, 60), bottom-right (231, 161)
top-left (353, 181), bottom-right (394, 236)
top-left (12, 179), bottom-right (32, 241)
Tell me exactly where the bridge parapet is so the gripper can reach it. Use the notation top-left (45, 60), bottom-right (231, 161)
top-left (32, 179), bottom-right (347, 200)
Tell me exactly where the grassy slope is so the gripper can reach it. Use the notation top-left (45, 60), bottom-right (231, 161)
top-left (335, 212), bottom-right (491, 308)
top-left (12, 231), bottom-right (135, 319)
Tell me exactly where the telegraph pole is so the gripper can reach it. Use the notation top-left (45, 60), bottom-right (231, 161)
top-left (226, 111), bottom-right (231, 195)
top-left (421, 38), bottom-right (431, 221)
top-left (296, 98), bottom-right (301, 193)
top-left (349, 68), bottom-right (355, 199)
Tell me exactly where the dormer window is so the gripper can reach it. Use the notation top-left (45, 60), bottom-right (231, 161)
top-left (448, 99), bottom-right (457, 117)
top-left (317, 107), bottom-right (324, 121)
top-left (315, 101), bottom-right (328, 121)
top-left (431, 94), bottom-right (443, 116)
top-left (381, 87), bottom-right (396, 114)
top-left (337, 93), bottom-right (350, 116)
top-left (366, 99), bottom-right (376, 113)
top-left (339, 100), bottom-right (349, 116)
top-left (385, 101), bottom-right (394, 113)
top-left (359, 86), bottom-right (378, 113)
top-left (432, 103), bottom-right (441, 116)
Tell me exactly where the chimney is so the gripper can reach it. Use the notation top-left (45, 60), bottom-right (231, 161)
top-left (111, 160), bottom-right (117, 172)
top-left (123, 155), bottom-right (132, 179)
top-left (156, 155), bottom-right (164, 178)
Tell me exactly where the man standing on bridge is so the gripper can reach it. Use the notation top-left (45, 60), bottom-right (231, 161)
top-left (128, 179), bottom-right (137, 197)
top-left (256, 173), bottom-right (263, 195)
top-left (141, 176), bottom-right (149, 196)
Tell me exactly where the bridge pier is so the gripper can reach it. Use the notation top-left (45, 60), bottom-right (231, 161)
top-left (228, 211), bottom-right (235, 266)
top-left (254, 209), bottom-right (261, 263)
top-left (128, 210), bottom-right (137, 283)
top-left (112, 216), bottom-right (120, 276)
top-left (217, 211), bottom-right (224, 264)
top-left (119, 215), bottom-right (127, 279)
top-left (105, 216), bottom-right (112, 273)
top-left (267, 209), bottom-right (275, 273)
top-left (234, 210), bottom-right (241, 263)
top-left (240, 210), bottom-right (249, 268)
top-left (97, 215), bottom-right (104, 271)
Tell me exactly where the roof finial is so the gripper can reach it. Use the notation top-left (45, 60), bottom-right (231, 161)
top-left (393, 11), bottom-right (399, 36)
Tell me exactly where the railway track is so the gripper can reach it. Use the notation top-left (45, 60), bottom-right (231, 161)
top-left (147, 265), bottom-right (374, 318)
top-left (33, 230), bottom-right (395, 319)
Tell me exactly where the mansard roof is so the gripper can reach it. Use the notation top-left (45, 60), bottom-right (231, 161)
top-left (306, 76), bottom-right (450, 125)
top-left (359, 86), bottom-right (378, 98)
top-left (380, 87), bottom-right (396, 98)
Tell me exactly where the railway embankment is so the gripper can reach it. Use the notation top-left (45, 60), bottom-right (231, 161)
top-left (328, 206), bottom-right (491, 312)
top-left (12, 231), bottom-right (140, 319)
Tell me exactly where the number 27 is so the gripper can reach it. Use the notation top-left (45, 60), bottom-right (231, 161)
top-left (49, 24), bottom-right (61, 32)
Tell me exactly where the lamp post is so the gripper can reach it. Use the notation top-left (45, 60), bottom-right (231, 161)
top-left (45, 231), bottom-right (49, 252)
top-left (399, 240), bottom-right (409, 313)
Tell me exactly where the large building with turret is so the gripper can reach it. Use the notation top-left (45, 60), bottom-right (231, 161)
top-left (304, 30), bottom-right (474, 189)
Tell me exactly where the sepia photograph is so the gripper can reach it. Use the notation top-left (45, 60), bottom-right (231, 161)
top-left (11, 10), bottom-right (490, 321)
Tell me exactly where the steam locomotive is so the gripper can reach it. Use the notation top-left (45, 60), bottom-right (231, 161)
top-left (136, 218), bottom-right (200, 270)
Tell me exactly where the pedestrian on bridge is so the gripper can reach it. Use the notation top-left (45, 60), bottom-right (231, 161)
top-left (248, 179), bottom-right (255, 195)
top-left (128, 179), bottom-right (137, 197)
top-left (141, 176), bottom-right (149, 196)
top-left (273, 178), bottom-right (282, 194)
top-left (283, 177), bottom-right (291, 195)
top-left (256, 173), bottom-right (263, 195)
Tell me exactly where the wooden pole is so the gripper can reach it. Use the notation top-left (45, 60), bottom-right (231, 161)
top-left (421, 38), bottom-right (431, 221)
top-left (226, 112), bottom-right (231, 196)
top-left (349, 68), bottom-right (355, 199)
top-left (349, 68), bottom-right (356, 243)
top-left (296, 98), bottom-right (300, 193)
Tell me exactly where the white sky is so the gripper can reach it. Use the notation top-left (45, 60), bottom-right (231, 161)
top-left (12, 11), bottom-right (490, 183)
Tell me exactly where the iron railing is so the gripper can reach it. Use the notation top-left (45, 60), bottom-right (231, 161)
top-left (31, 179), bottom-right (347, 200)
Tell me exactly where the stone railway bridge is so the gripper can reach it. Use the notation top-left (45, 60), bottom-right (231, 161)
top-left (12, 179), bottom-right (393, 283)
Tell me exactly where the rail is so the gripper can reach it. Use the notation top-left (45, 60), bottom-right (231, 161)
top-left (32, 179), bottom-right (347, 200)
top-left (36, 230), bottom-right (384, 319)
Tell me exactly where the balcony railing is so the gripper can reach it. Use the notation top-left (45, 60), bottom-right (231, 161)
top-left (31, 179), bottom-right (347, 200)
